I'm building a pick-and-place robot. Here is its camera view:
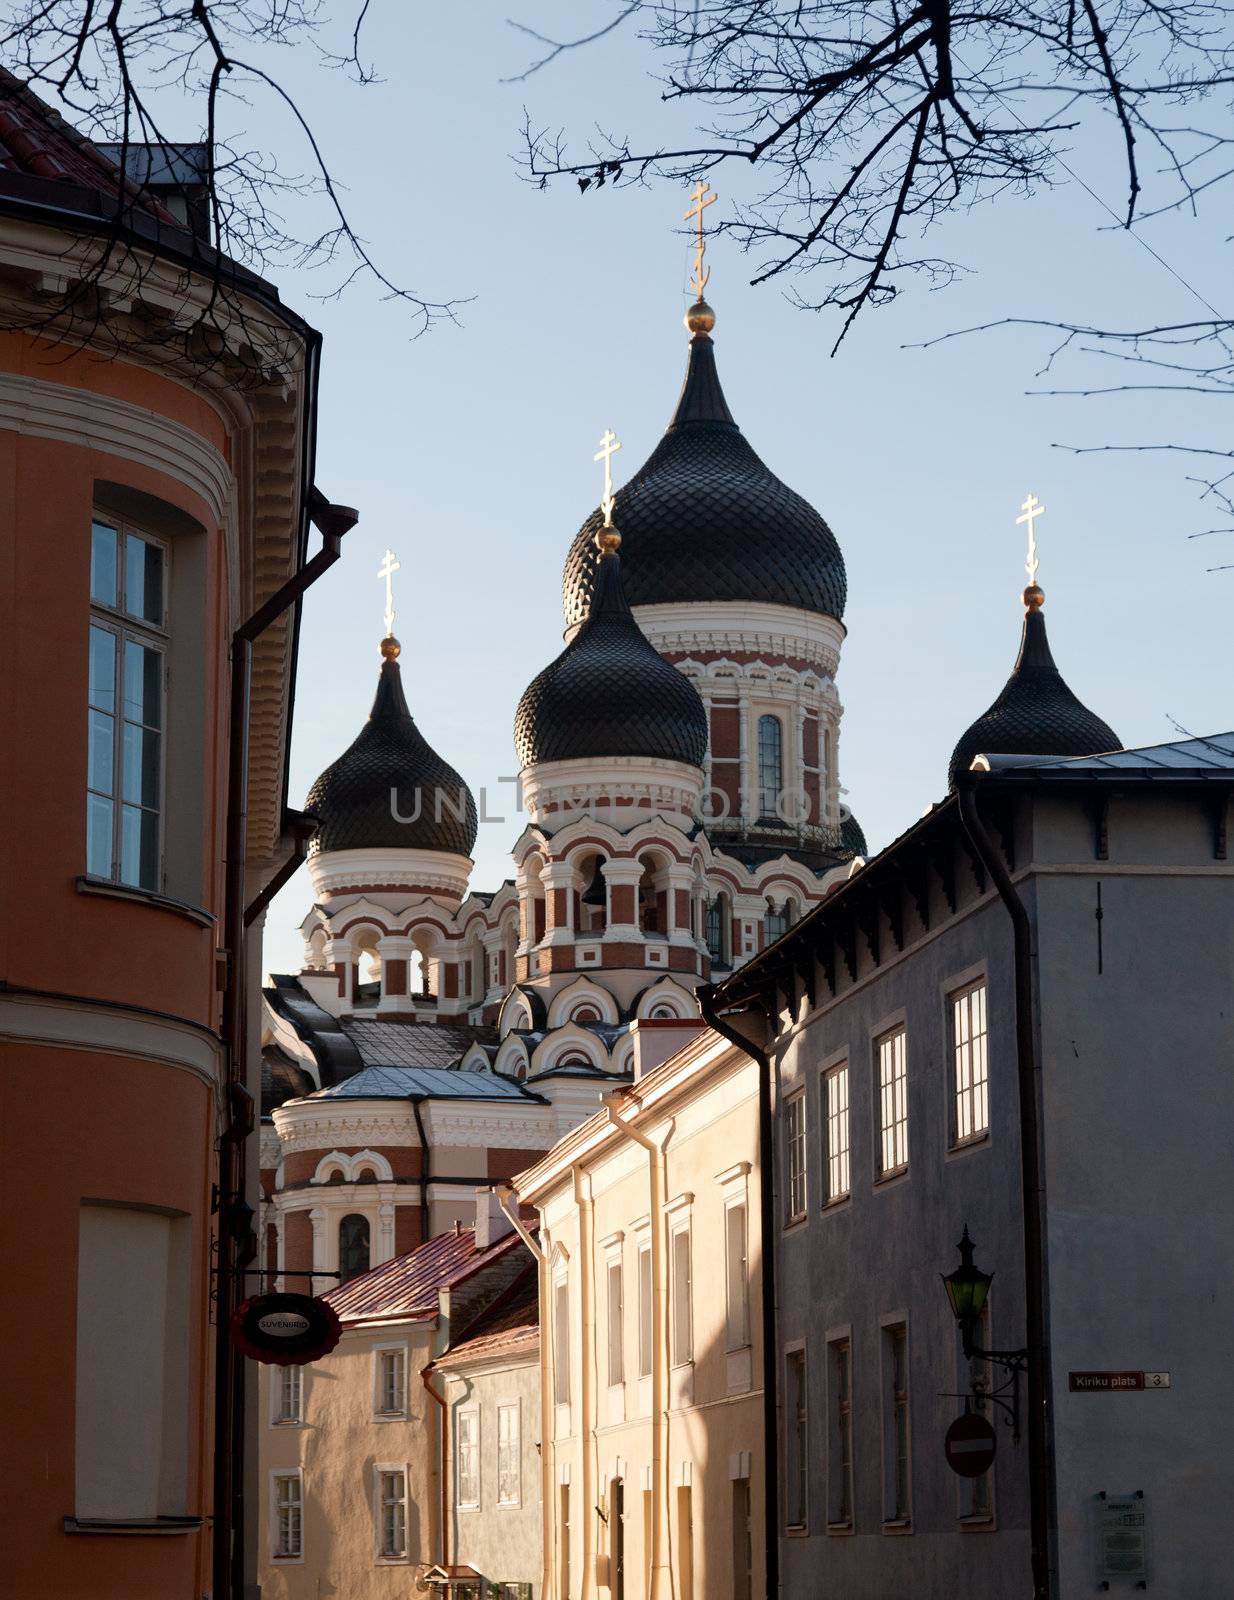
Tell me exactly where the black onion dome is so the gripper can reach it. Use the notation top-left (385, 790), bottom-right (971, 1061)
top-left (947, 602), bottom-right (1120, 789)
top-left (515, 548), bottom-right (708, 769)
top-left (306, 652), bottom-right (478, 856)
top-left (562, 327), bottom-right (847, 632)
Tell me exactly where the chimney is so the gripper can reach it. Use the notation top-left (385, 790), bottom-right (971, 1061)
top-left (97, 141), bottom-right (213, 243)
top-left (629, 1017), bottom-right (708, 1081)
top-left (474, 1187), bottom-right (513, 1252)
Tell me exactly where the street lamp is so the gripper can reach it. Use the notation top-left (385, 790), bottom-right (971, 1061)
top-left (941, 1225), bottom-right (993, 1356)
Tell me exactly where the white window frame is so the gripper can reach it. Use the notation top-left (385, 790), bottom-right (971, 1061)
top-left (552, 1269), bottom-right (571, 1408)
top-left (950, 978), bottom-right (990, 1146)
top-left (669, 1209), bottom-right (694, 1368)
top-left (270, 1361), bottom-right (303, 1426)
top-left (826, 1329), bottom-right (854, 1531)
top-left (880, 1318), bottom-right (912, 1528)
top-left (373, 1462), bottom-right (410, 1563)
top-left (724, 1196), bottom-right (751, 1351)
top-left (87, 514), bottom-right (170, 892)
top-left (874, 1025), bottom-right (909, 1180)
top-left (606, 1255), bottom-right (625, 1388)
top-left (821, 1061), bottom-right (851, 1205)
top-left (456, 1407), bottom-right (481, 1510)
top-left (372, 1342), bottom-right (408, 1419)
top-left (784, 1089), bottom-right (807, 1223)
top-left (784, 1343), bottom-right (809, 1532)
top-left (497, 1399), bottom-right (522, 1508)
top-left (270, 1469), bottom-right (304, 1562)
top-left (636, 1238), bottom-right (653, 1381)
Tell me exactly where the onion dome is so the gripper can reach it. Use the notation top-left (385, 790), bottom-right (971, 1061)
top-left (561, 304), bottom-right (846, 632)
top-left (948, 586), bottom-right (1120, 789)
top-left (307, 638), bottom-right (478, 856)
top-left (515, 537), bottom-right (708, 770)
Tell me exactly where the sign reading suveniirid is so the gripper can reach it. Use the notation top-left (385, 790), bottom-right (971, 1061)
top-left (230, 1292), bottom-right (342, 1366)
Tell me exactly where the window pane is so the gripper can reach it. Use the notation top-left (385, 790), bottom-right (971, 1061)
top-left (758, 715), bottom-right (783, 817)
top-left (88, 708), bottom-right (115, 795)
top-left (91, 521), bottom-right (118, 607)
top-left (122, 721), bottom-right (160, 808)
top-left (125, 533), bottom-right (164, 625)
top-left (123, 640), bottom-right (162, 728)
top-left (87, 793), bottom-right (113, 877)
top-left (120, 804), bottom-right (159, 889)
top-left (88, 625), bottom-right (116, 713)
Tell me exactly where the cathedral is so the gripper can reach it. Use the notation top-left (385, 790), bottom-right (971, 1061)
top-left (259, 286), bottom-right (870, 1278)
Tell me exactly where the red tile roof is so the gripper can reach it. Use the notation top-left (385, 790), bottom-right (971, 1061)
top-left (323, 1225), bottom-right (526, 1326)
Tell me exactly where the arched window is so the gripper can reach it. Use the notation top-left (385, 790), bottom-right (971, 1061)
top-left (758, 715), bottom-right (783, 819)
top-left (338, 1214), bottom-right (370, 1282)
top-left (764, 899), bottom-right (788, 945)
top-left (705, 896), bottom-right (728, 966)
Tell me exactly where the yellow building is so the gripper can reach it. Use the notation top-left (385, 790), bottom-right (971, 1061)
top-left (512, 1019), bottom-right (766, 1600)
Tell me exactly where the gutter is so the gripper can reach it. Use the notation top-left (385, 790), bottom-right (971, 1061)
top-left (956, 778), bottom-right (1055, 1600)
top-left (696, 988), bottom-right (780, 1600)
top-left (411, 1097), bottom-right (432, 1245)
top-left (496, 1184), bottom-right (554, 1600)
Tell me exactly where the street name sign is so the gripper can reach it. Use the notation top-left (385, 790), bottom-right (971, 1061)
top-left (1069, 1371), bottom-right (1170, 1392)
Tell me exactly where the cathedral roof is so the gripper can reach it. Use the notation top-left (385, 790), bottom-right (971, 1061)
top-left (560, 315), bottom-right (847, 632)
top-left (947, 592), bottom-right (1120, 789)
top-left (514, 544), bottom-right (709, 770)
top-left (306, 644), bottom-right (478, 857)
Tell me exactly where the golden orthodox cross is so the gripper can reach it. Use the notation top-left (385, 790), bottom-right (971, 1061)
top-left (1016, 493), bottom-right (1045, 587)
top-left (378, 547), bottom-right (400, 637)
top-left (594, 429), bottom-right (622, 528)
top-left (684, 179), bottom-right (717, 300)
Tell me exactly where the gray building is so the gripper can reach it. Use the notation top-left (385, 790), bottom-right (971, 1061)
top-left (706, 703), bottom-right (1234, 1597)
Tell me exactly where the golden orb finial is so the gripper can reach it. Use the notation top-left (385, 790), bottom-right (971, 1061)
top-left (380, 635), bottom-right (402, 659)
top-left (685, 298), bottom-right (716, 335)
top-left (595, 527), bottom-right (622, 554)
top-left (1022, 585), bottom-right (1045, 611)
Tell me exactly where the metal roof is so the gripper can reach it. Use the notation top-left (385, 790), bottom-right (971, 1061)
top-left (303, 1064), bottom-right (544, 1103)
top-left (983, 730), bottom-right (1234, 776)
top-left (324, 1227), bottom-right (523, 1323)
top-left (341, 1016), bottom-right (496, 1069)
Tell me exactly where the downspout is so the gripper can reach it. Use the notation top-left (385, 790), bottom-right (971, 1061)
top-left (411, 1096), bottom-right (432, 1242)
top-left (421, 1363), bottom-right (450, 1569)
top-left (242, 808), bottom-right (318, 928)
top-left (496, 1183), bottom-right (554, 1600)
top-left (572, 1165), bottom-right (598, 1600)
top-left (214, 490), bottom-right (357, 1600)
top-left (604, 1100), bottom-right (672, 1600)
top-left (697, 986), bottom-right (780, 1600)
top-left (956, 780), bottom-right (1054, 1600)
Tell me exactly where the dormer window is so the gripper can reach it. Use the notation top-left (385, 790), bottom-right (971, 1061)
top-left (87, 515), bottom-right (167, 890)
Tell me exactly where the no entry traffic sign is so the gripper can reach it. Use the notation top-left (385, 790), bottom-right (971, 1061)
top-left (944, 1411), bottom-right (997, 1478)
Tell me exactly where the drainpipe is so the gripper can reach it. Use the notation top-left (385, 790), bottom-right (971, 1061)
top-left (604, 1100), bottom-right (673, 1600)
top-left (242, 809), bottom-right (318, 929)
top-left (956, 780), bottom-right (1054, 1600)
top-left (496, 1183), bottom-right (553, 1600)
top-left (696, 986), bottom-right (780, 1600)
top-left (572, 1164), bottom-right (598, 1600)
top-left (214, 491), bottom-right (358, 1600)
top-left (421, 1363), bottom-right (450, 1569)
top-left (411, 1096), bottom-right (432, 1242)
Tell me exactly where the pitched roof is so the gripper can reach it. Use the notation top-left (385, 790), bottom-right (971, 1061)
top-left (301, 1063), bottom-right (545, 1104)
top-left (984, 730), bottom-right (1234, 775)
top-left (324, 1226), bottom-right (524, 1324)
top-left (340, 1016), bottom-right (497, 1070)
top-left (438, 1262), bottom-right (540, 1365)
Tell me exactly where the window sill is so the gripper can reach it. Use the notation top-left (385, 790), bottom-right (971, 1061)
top-left (881, 1518), bottom-right (913, 1535)
top-left (63, 1515), bottom-right (202, 1536)
top-left (371, 1411), bottom-right (409, 1423)
top-left (948, 1133), bottom-right (991, 1157)
top-left (873, 1168), bottom-right (909, 1190)
top-left (271, 1419), bottom-right (304, 1428)
top-left (820, 1194), bottom-right (851, 1214)
top-left (784, 1524), bottom-right (809, 1538)
top-left (783, 1214), bottom-right (807, 1233)
top-left (826, 1521), bottom-right (855, 1536)
top-left (75, 875), bottom-right (214, 929)
top-left (958, 1513), bottom-right (996, 1531)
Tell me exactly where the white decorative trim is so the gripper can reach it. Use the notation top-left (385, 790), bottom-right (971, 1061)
top-left (308, 847), bottom-right (473, 901)
top-left (420, 1102), bottom-right (559, 1150)
top-left (0, 992), bottom-right (220, 1088)
top-left (521, 755), bottom-right (702, 832)
top-left (632, 599), bottom-right (846, 674)
top-left (0, 371), bottom-right (232, 524)
top-left (273, 1104), bottom-right (419, 1151)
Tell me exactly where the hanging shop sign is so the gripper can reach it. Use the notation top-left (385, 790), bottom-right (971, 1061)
top-left (230, 1292), bottom-right (342, 1366)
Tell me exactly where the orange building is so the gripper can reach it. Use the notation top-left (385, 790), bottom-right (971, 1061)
top-left (0, 76), bottom-right (350, 1599)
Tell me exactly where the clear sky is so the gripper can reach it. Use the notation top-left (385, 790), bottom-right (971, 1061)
top-left (195, 5), bottom-right (1231, 977)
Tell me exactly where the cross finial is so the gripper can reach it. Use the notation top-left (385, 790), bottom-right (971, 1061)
top-left (377, 547), bottom-right (400, 639)
top-left (1016, 493), bottom-right (1046, 590)
top-left (684, 179), bottom-right (717, 301)
top-left (594, 428), bottom-right (622, 531)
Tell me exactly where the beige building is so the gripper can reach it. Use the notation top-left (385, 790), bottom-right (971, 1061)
top-left (513, 1018), bottom-right (766, 1600)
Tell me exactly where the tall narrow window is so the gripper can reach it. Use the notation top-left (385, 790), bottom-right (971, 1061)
top-left (637, 1243), bottom-right (653, 1380)
top-left (559, 1485), bottom-right (571, 1600)
top-left (456, 1410), bottom-right (480, 1508)
top-left (274, 1364), bottom-right (302, 1425)
top-left (375, 1347), bottom-right (406, 1416)
top-left (553, 1277), bottom-right (571, 1405)
top-left (784, 1091), bottom-right (807, 1223)
top-left (876, 1027), bottom-right (909, 1178)
top-left (339, 1214), bottom-right (370, 1282)
top-left (497, 1402), bottom-right (521, 1506)
top-left (88, 516), bottom-right (167, 890)
top-left (883, 1324), bottom-right (911, 1523)
top-left (785, 1348), bottom-right (808, 1530)
top-left (822, 1064), bottom-right (850, 1203)
top-left (731, 1477), bottom-right (753, 1600)
top-left (757, 714), bottom-right (783, 818)
top-left (676, 1485), bottom-right (694, 1600)
top-left (725, 1201), bottom-right (750, 1350)
top-left (705, 896), bottom-right (728, 966)
top-left (827, 1338), bottom-right (853, 1527)
top-left (763, 900), bottom-right (788, 945)
top-left (273, 1472), bottom-right (303, 1558)
top-left (611, 1477), bottom-right (626, 1600)
top-left (377, 1468), bottom-right (408, 1558)
top-left (670, 1225), bottom-right (693, 1366)
top-left (951, 980), bottom-right (989, 1143)
top-left (607, 1259), bottom-right (625, 1386)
